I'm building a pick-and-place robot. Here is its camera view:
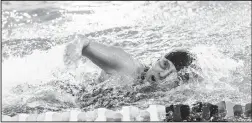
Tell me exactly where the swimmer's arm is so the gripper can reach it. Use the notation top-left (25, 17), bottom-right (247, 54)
top-left (63, 34), bottom-right (116, 70)
top-left (81, 39), bottom-right (134, 74)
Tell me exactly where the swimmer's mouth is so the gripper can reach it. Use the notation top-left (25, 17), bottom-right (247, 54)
top-left (146, 71), bottom-right (175, 84)
top-left (159, 69), bottom-right (176, 80)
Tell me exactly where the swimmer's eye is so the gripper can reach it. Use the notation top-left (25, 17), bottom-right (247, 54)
top-left (164, 61), bottom-right (168, 66)
top-left (161, 60), bottom-right (170, 69)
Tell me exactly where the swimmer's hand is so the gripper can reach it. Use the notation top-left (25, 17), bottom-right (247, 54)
top-left (63, 34), bottom-right (90, 68)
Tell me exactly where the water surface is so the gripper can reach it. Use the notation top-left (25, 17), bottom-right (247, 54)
top-left (2, 1), bottom-right (251, 116)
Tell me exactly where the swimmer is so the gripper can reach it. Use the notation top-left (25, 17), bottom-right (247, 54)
top-left (64, 34), bottom-right (197, 88)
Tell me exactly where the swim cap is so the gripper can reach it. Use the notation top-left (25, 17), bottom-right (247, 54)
top-left (164, 49), bottom-right (195, 71)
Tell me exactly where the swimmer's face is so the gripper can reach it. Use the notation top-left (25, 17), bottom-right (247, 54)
top-left (145, 55), bottom-right (177, 84)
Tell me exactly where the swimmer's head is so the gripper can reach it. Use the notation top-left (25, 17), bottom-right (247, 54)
top-left (145, 55), bottom-right (177, 85)
top-left (164, 49), bottom-right (195, 72)
top-left (145, 49), bottom-right (195, 85)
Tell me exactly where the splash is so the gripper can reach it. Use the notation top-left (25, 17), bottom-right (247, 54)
top-left (2, 1), bottom-right (251, 115)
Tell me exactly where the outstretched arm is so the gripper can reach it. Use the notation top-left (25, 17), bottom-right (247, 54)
top-left (64, 34), bottom-right (143, 76)
top-left (82, 39), bottom-right (143, 75)
top-left (82, 40), bottom-right (124, 73)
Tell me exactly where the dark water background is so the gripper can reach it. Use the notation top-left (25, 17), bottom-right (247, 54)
top-left (2, 1), bottom-right (251, 116)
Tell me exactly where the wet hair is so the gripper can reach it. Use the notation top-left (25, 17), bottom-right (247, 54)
top-left (164, 49), bottom-right (195, 71)
top-left (165, 49), bottom-right (195, 82)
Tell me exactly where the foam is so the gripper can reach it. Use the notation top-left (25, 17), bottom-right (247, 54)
top-left (2, 102), bottom-right (251, 121)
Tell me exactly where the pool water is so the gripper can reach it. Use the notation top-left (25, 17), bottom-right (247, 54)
top-left (2, 1), bottom-right (251, 116)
